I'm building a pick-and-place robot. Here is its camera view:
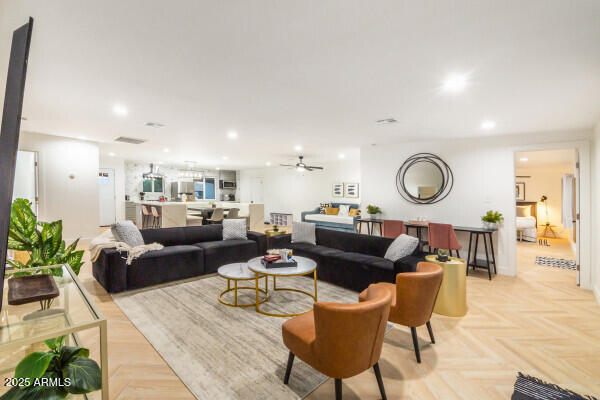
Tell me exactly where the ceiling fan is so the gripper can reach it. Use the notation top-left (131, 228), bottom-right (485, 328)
top-left (280, 155), bottom-right (324, 172)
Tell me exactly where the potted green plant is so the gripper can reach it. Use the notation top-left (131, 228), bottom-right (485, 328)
top-left (0, 336), bottom-right (102, 399)
top-left (481, 210), bottom-right (504, 230)
top-left (366, 205), bottom-right (382, 220)
top-left (437, 249), bottom-right (450, 262)
top-left (7, 199), bottom-right (84, 279)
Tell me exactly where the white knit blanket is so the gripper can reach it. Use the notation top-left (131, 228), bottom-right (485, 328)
top-left (89, 230), bottom-right (163, 265)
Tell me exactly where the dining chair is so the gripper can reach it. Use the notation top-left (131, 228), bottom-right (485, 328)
top-left (428, 222), bottom-right (462, 257)
top-left (226, 208), bottom-right (240, 219)
top-left (207, 208), bottom-right (224, 224)
top-left (359, 261), bottom-right (443, 363)
top-left (283, 284), bottom-right (392, 400)
top-left (382, 220), bottom-right (406, 238)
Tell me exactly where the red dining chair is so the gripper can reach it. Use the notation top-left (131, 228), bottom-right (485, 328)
top-left (428, 222), bottom-right (461, 257)
top-left (382, 220), bottom-right (406, 238)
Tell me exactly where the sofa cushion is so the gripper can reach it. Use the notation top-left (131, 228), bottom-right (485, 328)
top-left (315, 228), bottom-right (393, 257)
top-left (126, 245), bottom-right (204, 291)
top-left (112, 221), bottom-right (144, 246)
top-left (292, 221), bottom-right (316, 245)
top-left (183, 224), bottom-right (223, 243)
top-left (223, 219), bottom-right (247, 240)
top-left (141, 227), bottom-right (187, 247)
top-left (194, 239), bottom-right (258, 273)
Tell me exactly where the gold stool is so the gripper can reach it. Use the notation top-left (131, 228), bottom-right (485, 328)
top-left (426, 255), bottom-right (468, 317)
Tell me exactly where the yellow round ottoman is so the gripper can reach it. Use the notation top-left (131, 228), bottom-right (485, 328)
top-left (426, 255), bottom-right (468, 317)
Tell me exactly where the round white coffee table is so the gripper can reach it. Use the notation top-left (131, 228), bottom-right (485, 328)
top-left (247, 256), bottom-right (317, 317)
top-left (217, 263), bottom-right (268, 308)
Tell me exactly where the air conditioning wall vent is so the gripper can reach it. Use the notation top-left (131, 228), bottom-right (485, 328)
top-left (145, 122), bottom-right (165, 128)
top-left (114, 136), bottom-right (146, 144)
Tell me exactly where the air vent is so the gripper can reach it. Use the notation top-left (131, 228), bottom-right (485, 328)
top-left (145, 122), bottom-right (165, 128)
top-left (376, 118), bottom-right (397, 124)
top-left (114, 136), bottom-right (146, 144)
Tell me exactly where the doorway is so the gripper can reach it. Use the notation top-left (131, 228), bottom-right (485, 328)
top-left (250, 177), bottom-right (264, 204)
top-left (99, 168), bottom-right (116, 226)
top-left (514, 148), bottom-right (579, 284)
top-left (13, 150), bottom-right (38, 215)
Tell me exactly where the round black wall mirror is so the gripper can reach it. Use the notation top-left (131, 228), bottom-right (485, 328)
top-left (396, 153), bottom-right (453, 204)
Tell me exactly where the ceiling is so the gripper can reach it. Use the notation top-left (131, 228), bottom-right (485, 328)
top-left (515, 149), bottom-right (576, 170)
top-left (1, 0), bottom-right (600, 168)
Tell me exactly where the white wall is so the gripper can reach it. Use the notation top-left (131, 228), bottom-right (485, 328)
top-left (593, 122), bottom-right (600, 304)
top-left (18, 132), bottom-right (100, 241)
top-left (99, 155), bottom-right (126, 222)
top-left (361, 130), bottom-right (592, 279)
top-left (239, 159), bottom-right (361, 222)
top-left (515, 165), bottom-right (574, 238)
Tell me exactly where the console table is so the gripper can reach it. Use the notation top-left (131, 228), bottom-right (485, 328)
top-left (406, 223), bottom-right (497, 280)
top-left (1, 265), bottom-right (108, 399)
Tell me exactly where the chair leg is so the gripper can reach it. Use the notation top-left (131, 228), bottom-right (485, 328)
top-left (335, 378), bottom-right (342, 400)
top-left (373, 362), bottom-right (387, 400)
top-left (283, 352), bottom-right (294, 384)
top-left (426, 321), bottom-right (435, 344)
top-left (411, 327), bottom-right (421, 363)
top-left (456, 250), bottom-right (460, 259)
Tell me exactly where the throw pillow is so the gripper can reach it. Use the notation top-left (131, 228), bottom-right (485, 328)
top-left (111, 220), bottom-right (145, 247)
top-left (325, 207), bottom-right (339, 215)
top-left (292, 221), bottom-right (316, 245)
top-left (349, 208), bottom-right (360, 217)
top-left (223, 219), bottom-right (247, 240)
top-left (319, 202), bottom-right (331, 214)
top-left (338, 204), bottom-right (350, 216)
top-left (384, 234), bottom-right (419, 262)
top-left (516, 206), bottom-right (531, 217)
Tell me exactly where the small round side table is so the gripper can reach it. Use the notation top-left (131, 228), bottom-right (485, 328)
top-left (217, 263), bottom-right (269, 308)
top-left (426, 255), bottom-right (468, 317)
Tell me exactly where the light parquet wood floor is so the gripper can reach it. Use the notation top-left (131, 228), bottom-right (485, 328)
top-left (72, 236), bottom-right (600, 399)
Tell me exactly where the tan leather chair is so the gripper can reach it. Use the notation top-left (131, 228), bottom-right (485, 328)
top-left (282, 284), bottom-right (392, 400)
top-left (359, 261), bottom-right (443, 363)
top-left (226, 208), bottom-right (239, 219)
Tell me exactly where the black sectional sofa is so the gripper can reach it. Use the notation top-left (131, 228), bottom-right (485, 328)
top-left (269, 228), bottom-right (425, 292)
top-left (93, 225), bottom-right (266, 293)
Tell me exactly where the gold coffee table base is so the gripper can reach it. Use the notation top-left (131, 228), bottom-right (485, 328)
top-left (426, 255), bottom-right (468, 317)
top-left (218, 276), bottom-right (269, 308)
top-left (254, 272), bottom-right (318, 318)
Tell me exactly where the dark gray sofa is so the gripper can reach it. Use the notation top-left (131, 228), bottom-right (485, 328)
top-left (93, 225), bottom-right (266, 293)
top-left (268, 228), bottom-right (425, 292)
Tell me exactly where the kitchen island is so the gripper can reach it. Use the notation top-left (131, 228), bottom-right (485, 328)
top-left (134, 201), bottom-right (264, 231)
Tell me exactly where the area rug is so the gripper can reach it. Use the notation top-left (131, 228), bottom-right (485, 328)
top-left (535, 256), bottom-right (576, 270)
top-left (113, 275), bottom-right (362, 400)
top-left (512, 373), bottom-right (597, 400)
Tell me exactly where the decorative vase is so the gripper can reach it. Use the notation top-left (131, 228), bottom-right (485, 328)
top-left (483, 221), bottom-right (497, 230)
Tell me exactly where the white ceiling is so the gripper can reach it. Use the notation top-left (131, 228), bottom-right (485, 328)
top-left (1, 0), bottom-right (600, 168)
top-left (515, 149), bottom-right (576, 169)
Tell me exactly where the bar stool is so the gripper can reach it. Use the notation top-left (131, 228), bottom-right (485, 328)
top-left (151, 206), bottom-right (161, 228)
top-left (141, 205), bottom-right (152, 228)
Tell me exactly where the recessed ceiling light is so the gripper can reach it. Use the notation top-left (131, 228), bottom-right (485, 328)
top-left (163, 148), bottom-right (170, 153)
top-left (338, 153), bottom-right (346, 159)
top-left (481, 120), bottom-right (496, 130)
top-left (222, 156), bottom-right (229, 160)
top-left (112, 103), bottom-right (128, 116)
top-left (294, 145), bottom-right (302, 152)
top-left (157, 161), bottom-right (164, 165)
top-left (227, 131), bottom-right (238, 139)
top-left (520, 157), bottom-right (529, 162)
top-left (442, 73), bottom-right (468, 93)
top-left (108, 152), bottom-right (116, 157)
top-left (216, 167), bottom-right (220, 170)
top-left (266, 161), bottom-right (272, 166)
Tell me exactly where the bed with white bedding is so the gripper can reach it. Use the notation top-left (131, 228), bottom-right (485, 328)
top-left (516, 202), bottom-right (538, 242)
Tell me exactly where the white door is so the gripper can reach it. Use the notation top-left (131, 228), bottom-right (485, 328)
top-left (250, 177), bottom-right (264, 204)
top-left (13, 150), bottom-right (38, 214)
top-left (99, 168), bottom-right (116, 226)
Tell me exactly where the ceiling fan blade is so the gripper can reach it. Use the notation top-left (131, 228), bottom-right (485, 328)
top-left (306, 165), bottom-right (324, 170)
top-left (279, 164), bottom-right (295, 167)
top-left (304, 167), bottom-right (313, 171)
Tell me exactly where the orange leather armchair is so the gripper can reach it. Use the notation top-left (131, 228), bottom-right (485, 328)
top-left (359, 261), bottom-right (443, 363)
top-left (282, 284), bottom-right (392, 400)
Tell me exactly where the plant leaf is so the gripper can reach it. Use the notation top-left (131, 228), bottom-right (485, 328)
top-left (63, 251), bottom-right (84, 275)
top-left (14, 352), bottom-right (57, 383)
top-left (62, 357), bottom-right (102, 394)
top-left (60, 346), bottom-right (89, 365)
top-left (44, 336), bottom-right (66, 352)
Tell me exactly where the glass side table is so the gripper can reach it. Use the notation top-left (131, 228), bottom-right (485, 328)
top-left (1, 265), bottom-right (108, 399)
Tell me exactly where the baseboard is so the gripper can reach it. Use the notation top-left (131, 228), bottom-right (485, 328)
top-left (496, 265), bottom-right (515, 276)
top-left (594, 285), bottom-right (600, 305)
